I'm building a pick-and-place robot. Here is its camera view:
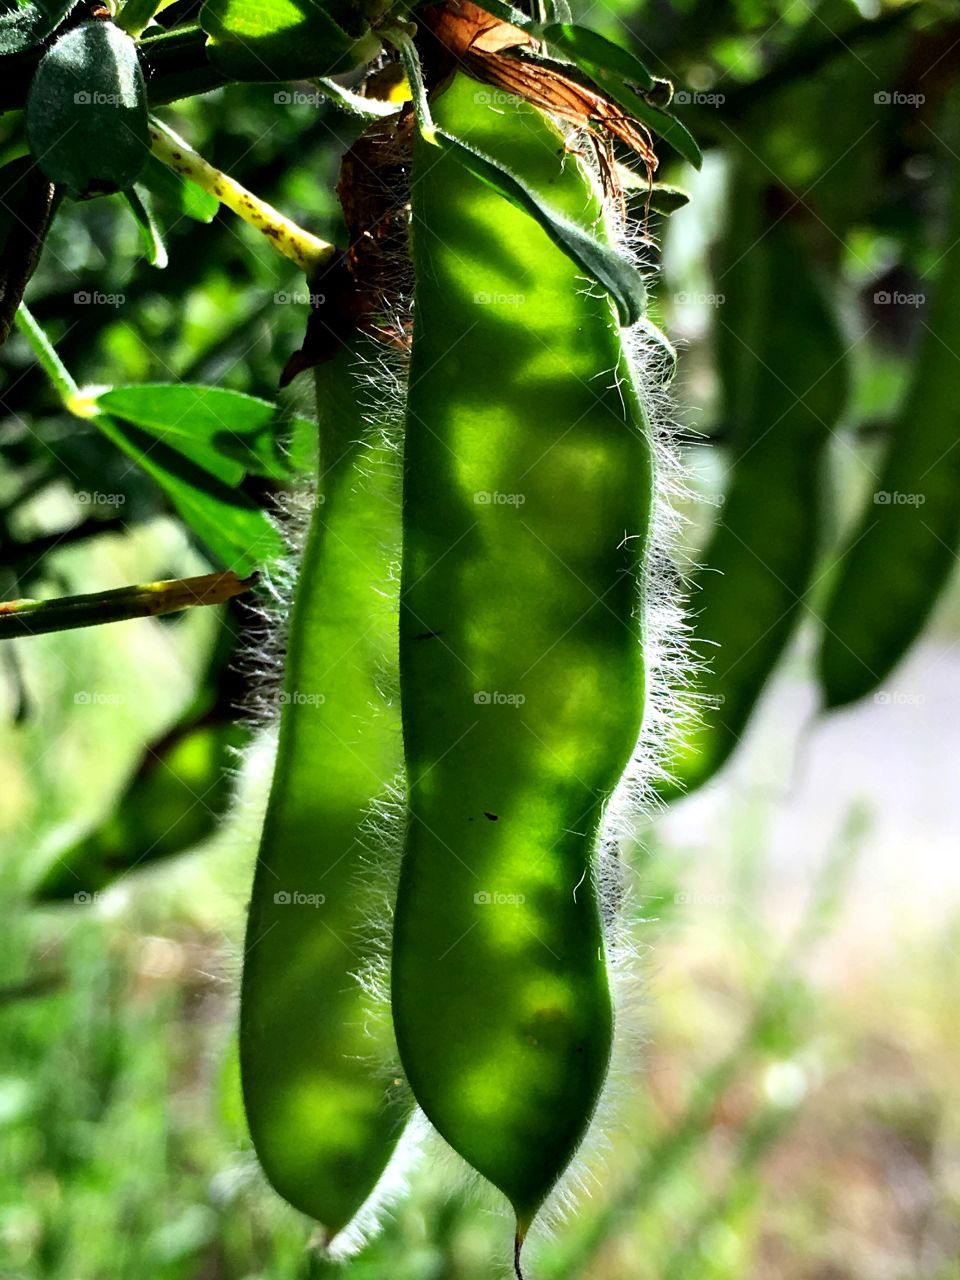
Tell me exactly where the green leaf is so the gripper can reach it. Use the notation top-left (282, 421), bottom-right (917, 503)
top-left (541, 23), bottom-right (654, 91)
top-left (615, 170), bottom-right (691, 215)
top-left (136, 153), bottom-right (219, 223)
top-left (95, 414), bottom-right (284, 572)
top-left (467, 0), bottom-right (540, 32)
top-left (438, 129), bottom-right (647, 326)
top-left (26, 22), bottom-right (149, 194)
top-left (0, 0), bottom-right (74, 54)
top-left (95, 383), bottom-right (296, 482)
top-left (645, 184), bottom-right (690, 215)
top-left (122, 187), bottom-right (168, 268)
top-left (199, 0), bottom-right (380, 81)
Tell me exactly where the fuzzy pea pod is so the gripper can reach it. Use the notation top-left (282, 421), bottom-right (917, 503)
top-left (818, 150), bottom-right (960, 708)
top-left (240, 336), bottom-right (408, 1238)
top-left (392, 73), bottom-right (653, 1245)
top-left (658, 189), bottom-right (848, 799)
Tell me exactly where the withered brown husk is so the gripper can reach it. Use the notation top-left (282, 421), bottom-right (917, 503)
top-left (419, 0), bottom-right (658, 175)
top-left (280, 111), bottom-right (413, 387)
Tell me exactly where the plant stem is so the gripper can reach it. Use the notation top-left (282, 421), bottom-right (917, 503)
top-left (148, 119), bottom-right (337, 274)
top-left (383, 24), bottom-right (437, 144)
top-left (0, 571), bottom-right (256, 639)
top-left (14, 303), bottom-right (79, 402)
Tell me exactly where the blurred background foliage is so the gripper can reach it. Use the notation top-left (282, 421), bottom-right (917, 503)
top-left (3, 0), bottom-right (960, 1276)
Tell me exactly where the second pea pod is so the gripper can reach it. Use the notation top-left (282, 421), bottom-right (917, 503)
top-left (392, 72), bottom-right (655, 1239)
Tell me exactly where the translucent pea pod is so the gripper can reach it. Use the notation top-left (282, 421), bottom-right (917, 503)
top-left (818, 143), bottom-right (960, 708)
top-left (658, 186), bottom-right (849, 801)
top-left (240, 343), bottom-right (408, 1238)
top-left (393, 74), bottom-right (654, 1248)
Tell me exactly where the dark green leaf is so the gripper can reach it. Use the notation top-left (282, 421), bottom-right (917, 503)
top-left (647, 184), bottom-right (691, 215)
top-left (542, 23), bottom-right (654, 91)
top-left (616, 171), bottom-right (691, 214)
top-left (438, 129), bottom-right (647, 326)
top-left (122, 187), bottom-right (168, 268)
top-left (26, 22), bottom-right (149, 194)
top-left (587, 71), bottom-right (702, 170)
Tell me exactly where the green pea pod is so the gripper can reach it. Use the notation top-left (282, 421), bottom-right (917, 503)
top-left (393, 74), bottom-right (653, 1246)
top-left (658, 184), bottom-right (849, 800)
top-left (818, 153), bottom-right (960, 708)
top-left (239, 342), bottom-right (408, 1239)
top-left (34, 718), bottom-right (247, 900)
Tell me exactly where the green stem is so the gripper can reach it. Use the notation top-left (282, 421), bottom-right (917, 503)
top-left (310, 76), bottom-right (402, 119)
top-left (383, 24), bottom-right (437, 144)
top-left (15, 303), bottom-right (79, 402)
top-left (0, 571), bottom-right (255, 639)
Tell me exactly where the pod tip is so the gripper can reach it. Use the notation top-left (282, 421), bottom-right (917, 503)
top-left (513, 1228), bottom-right (526, 1280)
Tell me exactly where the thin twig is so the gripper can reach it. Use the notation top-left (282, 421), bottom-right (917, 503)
top-left (0, 570), bottom-right (256, 639)
top-left (148, 118), bottom-right (338, 274)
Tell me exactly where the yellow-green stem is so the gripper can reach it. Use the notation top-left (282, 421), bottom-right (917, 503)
top-left (148, 119), bottom-right (337, 274)
top-left (0, 571), bottom-right (255, 639)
